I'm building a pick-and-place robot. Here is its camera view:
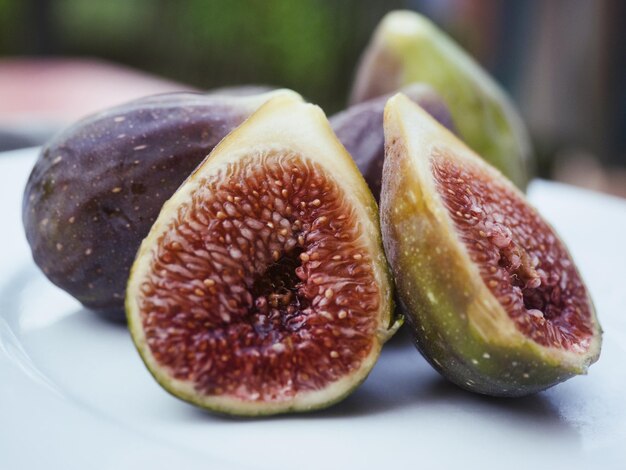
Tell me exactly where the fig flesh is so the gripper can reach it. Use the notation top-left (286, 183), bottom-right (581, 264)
top-left (126, 93), bottom-right (398, 415)
top-left (23, 89), bottom-right (292, 320)
top-left (381, 94), bottom-right (601, 396)
top-left (351, 10), bottom-right (532, 190)
top-left (331, 83), bottom-right (455, 201)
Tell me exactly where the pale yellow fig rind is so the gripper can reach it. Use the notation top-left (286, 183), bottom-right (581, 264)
top-left (126, 91), bottom-right (396, 415)
top-left (381, 93), bottom-right (601, 396)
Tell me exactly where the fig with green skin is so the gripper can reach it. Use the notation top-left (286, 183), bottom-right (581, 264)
top-left (351, 10), bottom-right (532, 190)
top-left (126, 92), bottom-right (398, 415)
top-left (23, 89), bottom-right (292, 321)
top-left (331, 83), bottom-right (455, 201)
top-left (381, 94), bottom-right (601, 396)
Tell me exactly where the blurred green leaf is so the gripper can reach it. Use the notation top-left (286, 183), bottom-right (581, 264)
top-left (0, 0), bottom-right (400, 112)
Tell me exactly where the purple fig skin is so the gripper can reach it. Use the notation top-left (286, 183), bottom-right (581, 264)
top-left (331, 84), bottom-right (455, 201)
top-left (22, 90), bottom-right (295, 321)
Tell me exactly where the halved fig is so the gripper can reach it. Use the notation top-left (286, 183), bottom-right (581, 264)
top-left (331, 83), bottom-right (455, 201)
top-left (351, 10), bottom-right (532, 190)
top-left (126, 93), bottom-right (398, 415)
top-left (381, 94), bottom-right (601, 396)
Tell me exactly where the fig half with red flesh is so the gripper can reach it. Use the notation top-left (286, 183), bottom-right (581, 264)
top-left (381, 94), bottom-right (601, 396)
top-left (126, 93), bottom-right (398, 415)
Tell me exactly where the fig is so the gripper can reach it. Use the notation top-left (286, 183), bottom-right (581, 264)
top-left (126, 92), bottom-right (398, 415)
top-left (23, 89), bottom-right (293, 321)
top-left (350, 10), bottom-right (532, 190)
top-left (331, 83), bottom-right (455, 201)
top-left (380, 94), bottom-right (601, 396)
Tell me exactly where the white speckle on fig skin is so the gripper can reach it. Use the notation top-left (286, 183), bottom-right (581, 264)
top-left (139, 152), bottom-right (380, 402)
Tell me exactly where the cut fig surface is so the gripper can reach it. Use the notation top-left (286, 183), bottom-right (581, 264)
top-left (433, 157), bottom-right (593, 352)
top-left (381, 94), bottom-right (601, 396)
top-left (127, 93), bottom-right (397, 415)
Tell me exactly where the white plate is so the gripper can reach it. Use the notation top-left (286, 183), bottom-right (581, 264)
top-left (2, 147), bottom-right (625, 470)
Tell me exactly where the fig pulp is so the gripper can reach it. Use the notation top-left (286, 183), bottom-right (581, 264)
top-left (351, 10), bottom-right (532, 190)
top-left (381, 94), bottom-right (601, 396)
top-left (126, 93), bottom-right (398, 415)
top-left (331, 83), bottom-right (455, 201)
top-left (23, 89), bottom-right (292, 320)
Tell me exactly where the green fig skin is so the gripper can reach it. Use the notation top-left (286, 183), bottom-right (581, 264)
top-left (380, 94), bottom-right (601, 397)
top-left (331, 83), bottom-right (455, 201)
top-left (23, 90), bottom-right (296, 321)
top-left (351, 10), bottom-right (533, 190)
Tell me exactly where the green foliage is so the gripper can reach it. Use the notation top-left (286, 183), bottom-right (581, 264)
top-left (0, 0), bottom-right (23, 52)
top-left (53, 0), bottom-right (154, 47)
top-left (177, 0), bottom-right (339, 102)
top-left (0, 0), bottom-right (404, 111)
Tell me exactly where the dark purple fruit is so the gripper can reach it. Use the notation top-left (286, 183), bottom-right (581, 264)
top-left (23, 89), bottom-right (294, 320)
top-left (126, 92), bottom-right (398, 415)
top-left (331, 83), bottom-right (454, 201)
top-left (380, 94), bottom-right (601, 396)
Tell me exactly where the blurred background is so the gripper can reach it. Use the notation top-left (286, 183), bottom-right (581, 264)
top-left (1, 0), bottom-right (624, 196)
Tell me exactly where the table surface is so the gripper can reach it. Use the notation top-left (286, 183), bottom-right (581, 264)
top-left (2, 148), bottom-right (625, 470)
